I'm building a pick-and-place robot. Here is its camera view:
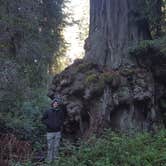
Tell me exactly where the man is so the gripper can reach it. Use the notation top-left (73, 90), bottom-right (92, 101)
top-left (42, 97), bottom-right (66, 161)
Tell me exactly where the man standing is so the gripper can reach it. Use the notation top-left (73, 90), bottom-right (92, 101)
top-left (42, 97), bottom-right (66, 161)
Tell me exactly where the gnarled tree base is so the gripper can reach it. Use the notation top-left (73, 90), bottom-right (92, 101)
top-left (48, 59), bottom-right (165, 139)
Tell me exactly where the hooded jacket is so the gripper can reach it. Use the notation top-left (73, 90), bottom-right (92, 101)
top-left (42, 105), bottom-right (66, 132)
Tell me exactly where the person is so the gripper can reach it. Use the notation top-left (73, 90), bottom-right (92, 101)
top-left (41, 97), bottom-right (66, 162)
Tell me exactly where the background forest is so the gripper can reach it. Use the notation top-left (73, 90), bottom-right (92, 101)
top-left (0, 0), bottom-right (66, 139)
top-left (0, 0), bottom-right (166, 165)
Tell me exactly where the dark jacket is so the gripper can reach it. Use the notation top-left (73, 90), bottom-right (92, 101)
top-left (42, 105), bottom-right (66, 132)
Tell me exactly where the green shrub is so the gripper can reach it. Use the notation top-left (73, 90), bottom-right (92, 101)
top-left (129, 40), bottom-right (155, 57)
top-left (52, 129), bottom-right (166, 166)
top-left (1, 88), bottom-right (50, 148)
top-left (129, 37), bottom-right (166, 58)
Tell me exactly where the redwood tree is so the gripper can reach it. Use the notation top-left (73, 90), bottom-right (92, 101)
top-left (85, 0), bottom-right (151, 69)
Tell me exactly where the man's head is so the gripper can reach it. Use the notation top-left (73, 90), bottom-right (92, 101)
top-left (52, 101), bottom-right (58, 108)
top-left (51, 97), bottom-right (63, 108)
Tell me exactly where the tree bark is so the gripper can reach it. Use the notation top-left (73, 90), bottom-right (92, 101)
top-left (85, 0), bottom-right (151, 69)
top-left (156, 0), bottom-right (162, 36)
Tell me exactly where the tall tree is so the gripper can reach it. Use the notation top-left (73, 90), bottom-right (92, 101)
top-left (85, 0), bottom-right (151, 69)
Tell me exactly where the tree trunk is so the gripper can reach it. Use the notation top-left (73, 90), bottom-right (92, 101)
top-left (156, 0), bottom-right (162, 36)
top-left (85, 0), bottom-right (151, 69)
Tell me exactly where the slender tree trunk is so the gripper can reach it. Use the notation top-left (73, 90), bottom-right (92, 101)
top-left (156, 0), bottom-right (162, 36)
top-left (85, 0), bottom-right (151, 69)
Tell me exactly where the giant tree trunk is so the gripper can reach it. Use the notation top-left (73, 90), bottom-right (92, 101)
top-left (85, 0), bottom-right (151, 68)
top-left (49, 0), bottom-right (165, 138)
